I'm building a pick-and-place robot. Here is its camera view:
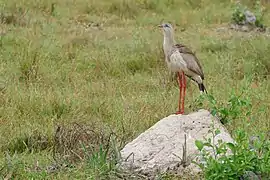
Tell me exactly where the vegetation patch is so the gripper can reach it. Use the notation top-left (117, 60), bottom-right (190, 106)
top-left (1, 0), bottom-right (270, 179)
top-left (230, 1), bottom-right (267, 32)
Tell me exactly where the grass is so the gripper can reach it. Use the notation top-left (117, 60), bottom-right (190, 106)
top-left (1, 0), bottom-right (270, 179)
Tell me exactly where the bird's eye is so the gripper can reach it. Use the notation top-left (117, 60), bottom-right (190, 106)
top-left (164, 24), bottom-right (170, 28)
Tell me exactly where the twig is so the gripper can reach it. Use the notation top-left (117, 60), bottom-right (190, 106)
top-left (124, 152), bottom-right (134, 163)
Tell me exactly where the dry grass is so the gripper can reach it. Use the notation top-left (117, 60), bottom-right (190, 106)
top-left (53, 121), bottom-right (116, 164)
top-left (1, 0), bottom-right (270, 179)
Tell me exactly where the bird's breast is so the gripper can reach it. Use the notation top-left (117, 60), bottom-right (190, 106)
top-left (168, 52), bottom-right (188, 72)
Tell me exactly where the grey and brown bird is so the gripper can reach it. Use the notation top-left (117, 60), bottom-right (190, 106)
top-left (158, 23), bottom-right (207, 115)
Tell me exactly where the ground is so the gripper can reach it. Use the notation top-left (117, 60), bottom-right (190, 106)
top-left (0, 0), bottom-right (270, 179)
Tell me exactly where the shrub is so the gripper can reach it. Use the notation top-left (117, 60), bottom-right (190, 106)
top-left (195, 128), bottom-right (270, 179)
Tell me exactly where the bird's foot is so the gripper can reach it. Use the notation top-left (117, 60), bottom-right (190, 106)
top-left (175, 111), bottom-right (184, 115)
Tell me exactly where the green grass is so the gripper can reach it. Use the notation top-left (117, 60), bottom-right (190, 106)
top-left (1, 0), bottom-right (270, 179)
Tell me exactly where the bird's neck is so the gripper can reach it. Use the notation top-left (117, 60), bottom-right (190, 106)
top-left (163, 33), bottom-right (175, 55)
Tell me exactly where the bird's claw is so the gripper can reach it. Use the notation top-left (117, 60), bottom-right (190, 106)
top-left (175, 111), bottom-right (184, 115)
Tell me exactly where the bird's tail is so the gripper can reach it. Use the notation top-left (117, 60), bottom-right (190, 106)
top-left (198, 83), bottom-right (207, 94)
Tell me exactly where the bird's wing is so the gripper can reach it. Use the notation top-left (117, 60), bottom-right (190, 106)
top-left (174, 44), bottom-right (204, 79)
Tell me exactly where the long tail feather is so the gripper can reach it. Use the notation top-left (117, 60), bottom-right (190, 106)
top-left (185, 75), bottom-right (207, 94)
top-left (198, 83), bottom-right (207, 94)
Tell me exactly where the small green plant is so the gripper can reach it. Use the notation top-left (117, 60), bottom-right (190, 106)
top-left (231, 2), bottom-right (247, 25)
top-left (254, 0), bottom-right (265, 28)
top-left (194, 127), bottom-right (270, 179)
top-left (195, 92), bottom-right (252, 125)
top-left (213, 93), bottom-right (251, 125)
top-left (81, 143), bottom-right (117, 179)
top-left (231, 1), bottom-right (265, 28)
top-left (76, 132), bottom-right (121, 179)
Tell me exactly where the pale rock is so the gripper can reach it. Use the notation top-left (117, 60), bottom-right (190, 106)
top-left (119, 109), bottom-right (234, 178)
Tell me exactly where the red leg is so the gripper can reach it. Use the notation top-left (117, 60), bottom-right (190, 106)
top-left (181, 72), bottom-right (186, 114)
top-left (176, 72), bottom-right (183, 115)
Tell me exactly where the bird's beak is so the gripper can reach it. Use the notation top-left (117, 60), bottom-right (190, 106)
top-left (158, 24), bottom-right (163, 28)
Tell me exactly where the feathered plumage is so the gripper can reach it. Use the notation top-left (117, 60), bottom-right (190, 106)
top-left (158, 23), bottom-right (207, 114)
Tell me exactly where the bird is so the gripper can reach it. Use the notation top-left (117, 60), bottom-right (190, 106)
top-left (158, 23), bottom-right (207, 115)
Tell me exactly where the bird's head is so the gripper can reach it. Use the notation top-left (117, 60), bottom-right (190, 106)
top-left (158, 23), bottom-right (174, 35)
